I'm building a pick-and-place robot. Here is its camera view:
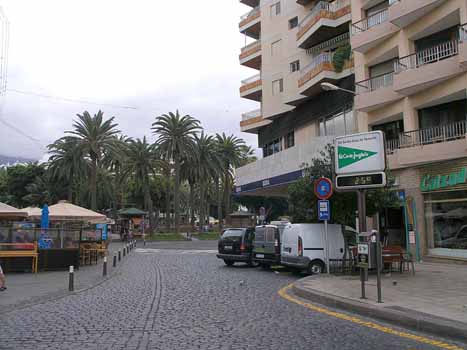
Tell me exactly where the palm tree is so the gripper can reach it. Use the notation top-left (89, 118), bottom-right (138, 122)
top-left (152, 111), bottom-right (200, 233)
top-left (104, 135), bottom-right (130, 210)
top-left (193, 133), bottom-right (222, 229)
top-left (67, 110), bottom-right (120, 211)
top-left (47, 136), bottom-right (85, 203)
top-left (215, 133), bottom-right (252, 221)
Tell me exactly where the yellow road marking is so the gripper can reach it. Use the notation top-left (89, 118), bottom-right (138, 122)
top-left (278, 284), bottom-right (464, 350)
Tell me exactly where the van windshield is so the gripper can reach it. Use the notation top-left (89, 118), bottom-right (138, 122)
top-left (222, 229), bottom-right (244, 238)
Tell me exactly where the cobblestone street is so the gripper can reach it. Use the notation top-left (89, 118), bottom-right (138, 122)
top-left (0, 241), bottom-right (465, 350)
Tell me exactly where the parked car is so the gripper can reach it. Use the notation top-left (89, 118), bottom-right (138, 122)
top-left (252, 225), bottom-right (281, 268)
top-left (217, 228), bottom-right (256, 266)
top-left (281, 223), bottom-right (357, 274)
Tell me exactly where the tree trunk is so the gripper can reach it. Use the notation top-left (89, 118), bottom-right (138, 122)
top-left (223, 172), bottom-right (231, 218)
top-left (199, 182), bottom-right (206, 231)
top-left (174, 159), bottom-right (181, 233)
top-left (90, 157), bottom-right (97, 210)
top-left (216, 177), bottom-right (222, 230)
top-left (67, 184), bottom-right (73, 203)
top-left (189, 182), bottom-right (195, 231)
top-left (144, 180), bottom-right (154, 232)
top-left (165, 174), bottom-right (171, 231)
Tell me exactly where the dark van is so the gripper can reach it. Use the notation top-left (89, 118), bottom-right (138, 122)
top-left (252, 225), bottom-right (281, 267)
top-left (217, 228), bottom-right (256, 266)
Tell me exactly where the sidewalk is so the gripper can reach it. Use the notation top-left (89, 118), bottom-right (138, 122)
top-left (292, 262), bottom-right (467, 341)
top-left (0, 240), bottom-right (128, 313)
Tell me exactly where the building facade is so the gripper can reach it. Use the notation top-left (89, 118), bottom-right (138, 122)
top-left (236, 0), bottom-right (467, 261)
top-left (237, 0), bottom-right (355, 197)
top-left (351, 0), bottom-right (467, 261)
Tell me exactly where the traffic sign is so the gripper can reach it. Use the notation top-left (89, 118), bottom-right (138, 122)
top-left (318, 200), bottom-right (330, 221)
top-left (314, 177), bottom-right (333, 200)
top-left (334, 131), bottom-right (386, 175)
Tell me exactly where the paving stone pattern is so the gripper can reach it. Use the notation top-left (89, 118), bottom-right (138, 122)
top-left (0, 244), bottom-right (465, 350)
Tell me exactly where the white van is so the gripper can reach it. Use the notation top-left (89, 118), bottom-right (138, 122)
top-left (281, 223), bottom-right (357, 274)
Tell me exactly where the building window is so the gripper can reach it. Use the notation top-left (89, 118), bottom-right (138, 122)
top-left (271, 39), bottom-right (282, 57)
top-left (270, 2), bottom-right (281, 17)
top-left (262, 138), bottom-right (282, 158)
top-left (285, 131), bottom-right (295, 149)
top-left (272, 79), bottom-right (284, 96)
top-left (290, 60), bottom-right (300, 73)
top-left (372, 120), bottom-right (404, 141)
top-left (319, 108), bottom-right (355, 136)
top-left (289, 17), bottom-right (298, 29)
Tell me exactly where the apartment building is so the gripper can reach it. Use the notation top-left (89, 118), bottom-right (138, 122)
top-left (236, 0), bottom-right (355, 197)
top-left (351, 0), bottom-right (467, 261)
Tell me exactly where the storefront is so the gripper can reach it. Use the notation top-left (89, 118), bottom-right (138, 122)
top-left (421, 160), bottom-right (467, 259)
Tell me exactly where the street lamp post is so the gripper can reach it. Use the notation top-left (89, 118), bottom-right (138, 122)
top-left (320, 82), bottom-right (357, 95)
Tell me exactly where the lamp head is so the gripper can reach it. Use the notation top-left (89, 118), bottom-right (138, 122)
top-left (321, 82), bottom-right (340, 91)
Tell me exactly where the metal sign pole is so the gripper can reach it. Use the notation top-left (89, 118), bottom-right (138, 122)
top-left (325, 219), bottom-right (330, 274)
top-left (375, 229), bottom-right (383, 303)
top-left (358, 190), bottom-right (367, 299)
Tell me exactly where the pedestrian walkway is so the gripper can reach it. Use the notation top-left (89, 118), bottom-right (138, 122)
top-left (0, 241), bottom-right (127, 313)
top-left (293, 262), bottom-right (467, 340)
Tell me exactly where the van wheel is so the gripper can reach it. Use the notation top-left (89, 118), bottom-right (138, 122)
top-left (224, 260), bottom-right (234, 266)
top-left (308, 260), bottom-right (324, 275)
top-left (260, 263), bottom-right (270, 270)
top-left (247, 259), bottom-right (258, 267)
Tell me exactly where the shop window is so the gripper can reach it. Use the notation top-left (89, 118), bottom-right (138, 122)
top-left (290, 60), bottom-right (300, 73)
top-left (272, 78), bottom-right (284, 95)
top-left (288, 16), bottom-right (298, 29)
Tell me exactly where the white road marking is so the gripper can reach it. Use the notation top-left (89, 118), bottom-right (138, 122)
top-left (135, 248), bottom-right (217, 255)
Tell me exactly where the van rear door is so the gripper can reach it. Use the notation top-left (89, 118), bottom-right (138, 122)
top-left (281, 225), bottom-right (296, 257)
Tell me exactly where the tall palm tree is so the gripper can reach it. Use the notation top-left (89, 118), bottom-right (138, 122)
top-left (67, 110), bottom-right (120, 210)
top-left (215, 133), bottom-right (252, 221)
top-left (47, 136), bottom-right (85, 203)
top-left (124, 137), bottom-right (160, 231)
top-left (152, 111), bottom-right (200, 233)
top-left (193, 133), bottom-right (222, 229)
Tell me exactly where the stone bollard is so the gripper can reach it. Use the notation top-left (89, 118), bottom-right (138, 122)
top-left (113, 254), bottom-right (117, 267)
top-left (118, 249), bottom-right (121, 261)
top-left (68, 266), bottom-right (74, 292)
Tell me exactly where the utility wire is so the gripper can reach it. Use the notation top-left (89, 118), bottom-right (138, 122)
top-left (6, 89), bottom-right (139, 110)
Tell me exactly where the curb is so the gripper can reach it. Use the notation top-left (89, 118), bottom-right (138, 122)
top-left (292, 279), bottom-right (467, 343)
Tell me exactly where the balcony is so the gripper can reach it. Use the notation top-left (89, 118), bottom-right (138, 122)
top-left (296, 0), bottom-right (351, 49)
top-left (355, 72), bottom-right (403, 112)
top-left (351, 9), bottom-right (399, 53)
top-left (298, 51), bottom-right (354, 97)
top-left (239, 7), bottom-right (261, 39)
top-left (239, 40), bottom-right (261, 70)
top-left (386, 121), bottom-right (467, 169)
top-left (240, 109), bottom-right (271, 134)
top-left (239, 0), bottom-right (259, 8)
top-left (388, 0), bottom-right (448, 28)
top-left (240, 74), bottom-right (262, 101)
top-left (393, 40), bottom-right (467, 96)
top-left (234, 136), bottom-right (334, 196)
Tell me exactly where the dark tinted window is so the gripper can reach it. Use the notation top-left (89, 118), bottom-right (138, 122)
top-left (221, 229), bottom-right (244, 238)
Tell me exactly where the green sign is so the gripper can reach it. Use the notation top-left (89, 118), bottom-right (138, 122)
top-left (337, 146), bottom-right (378, 169)
top-left (420, 167), bottom-right (467, 191)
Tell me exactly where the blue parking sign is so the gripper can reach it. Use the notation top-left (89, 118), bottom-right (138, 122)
top-left (318, 200), bottom-right (330, 221)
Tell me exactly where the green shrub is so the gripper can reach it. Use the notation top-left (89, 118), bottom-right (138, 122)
top-left (332, 44), bottom-right (351, 73)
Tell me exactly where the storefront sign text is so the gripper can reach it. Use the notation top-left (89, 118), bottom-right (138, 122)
top-left (420, 167), bottom-right (466, 191)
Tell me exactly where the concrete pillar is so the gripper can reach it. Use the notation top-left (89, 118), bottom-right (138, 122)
top-left (403, 98), bottom-right (419, 131)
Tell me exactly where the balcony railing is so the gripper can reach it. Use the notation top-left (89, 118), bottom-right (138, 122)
top-left (242, 109), bottom-right (261, 121)
top-left (240, 6), bottom-right (260, 21)
top-left (355, 72), bottom-right (393, 94)
top-left (306, 32), bottom-right (349, 56)
top-left (300, 52), bottom-right (333, 77)
top-left (388, 0), bottom-right (400, 5)
top-left (241, 40), bottom-right (261, 53)
top-left (241, 73), bottom-right (260, 85)
top-left (394, 40), bottom-right (459, 73)
top-left (351, 8), bottom-right (388, 35)
top-left (386, 120), bottom-right (467, 153)
top-left (298, 0), bottom-right (350, 30)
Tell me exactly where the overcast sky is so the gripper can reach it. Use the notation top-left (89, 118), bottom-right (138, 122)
top-left (0, 0), bottom-right (259, 160)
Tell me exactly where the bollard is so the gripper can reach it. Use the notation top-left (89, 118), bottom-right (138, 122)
top-left (123, 246), bottom-right (126, 257)
top-left (143, 238), bottom-right (146, 246)
top-left (103, 256), bottom-right (107, 277)
top-left (113, 254), bottom-right (117, 267)
top-left (69, 266), bottom-right (74, 292)
top-left (118, 249), bottom-right (121, 261)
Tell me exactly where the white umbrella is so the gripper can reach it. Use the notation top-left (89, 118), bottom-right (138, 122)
top-left (0, 202), bottom-right (28, 218)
